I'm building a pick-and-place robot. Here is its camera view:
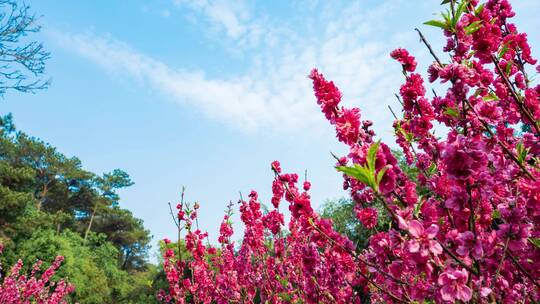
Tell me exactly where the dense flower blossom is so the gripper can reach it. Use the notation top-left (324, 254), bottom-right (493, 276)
top-left (335, 108), bottom-right (361, 145)
top-left (309, 69), bottom-right (342, 122)
top-left (399, 73), bottom-right (426, 111)
top-left (162, 173), bottom-right (358, 303)
top-left (438, 268), bottom-right (473, 302)
top-left (308, 0), bottom-right (539, 301)
top-left (161, 1), bottom-right (540, 303)
top-left (441, 135), bottom-right (487, 180)
top-left (0, 254), bottom-right (74, 303)
top-left (262, 210), bottom-right (284, 234)
top-left (407, 220), bottom-right (442, 257)
top-left (218, 216), bottom-right (233, 243)
top-left (455, 231), bottom-right (483, 259)
top-left (355, 207), bottom-right (378, 229)
top-left (390, 48), bottom-right (417, 72)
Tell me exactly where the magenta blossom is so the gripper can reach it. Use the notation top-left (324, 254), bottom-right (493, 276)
top-left (407, 220), bottom-right (443, 257)
top-left (355, 207), bottom-right (378, 229)
top-left (438, 268), bottom-right (472, 302)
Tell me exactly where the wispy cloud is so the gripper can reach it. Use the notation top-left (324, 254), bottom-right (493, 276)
top-left (173, 0), bottom-right (289, 52)
top-left (174, 0), bottom-right (250, 39)
top-left (49, 1), bottom-right (417, 138)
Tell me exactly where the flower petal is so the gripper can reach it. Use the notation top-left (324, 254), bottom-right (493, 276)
top-left (409, 240), bottom-right (420, 253)
top-left (408, 220), bottom-right (424, 238)
top-left (457, 285), bottom-right (472, 302)
top-left (440, 285), bottom-right (455, 302)
top-left (426, 224), bottom-right (439, 239)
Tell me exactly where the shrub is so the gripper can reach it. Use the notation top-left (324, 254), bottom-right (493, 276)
top-left (162, 1), bottom-right (540, 302)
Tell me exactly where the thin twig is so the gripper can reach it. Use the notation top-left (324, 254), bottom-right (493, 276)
top-left (490, 54), bottom-right (540, 137)
top-left (415, 28), bottom-right (442, 66)
top-left (437, 237), bottom-right (479, 276)
top-left (464, 99), bottom-right (537, 180)
top-left (491, 237), bottom-right (510, 290)
top-left (168, 202), bottom-right (179, 228)
top-left (507, 251), bottom-right (540, 289)
top-left (309, 220), bottom-right (410, 303)
top-left (415, 28), bottom-right (536, 180)
top-left (394, 93), bottom-right (404, 106)
top-left (273, 169), bottom-right (409, 288)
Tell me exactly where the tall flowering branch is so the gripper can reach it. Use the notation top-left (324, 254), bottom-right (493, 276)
top-left (311, 0), bottom-right (540, 302)
top-left (161, 166), bottom-right (367, 303)
top-left (162, 1), bottom-right (540, 303)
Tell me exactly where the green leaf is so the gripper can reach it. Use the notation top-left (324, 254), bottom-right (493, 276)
top-left (424, 19), bottom-right (447, 29)
top-left (498, 42), bottom-right (510, 60)
top-left (516, 142), bottom-right (529, 164)
top-left (405, 131), bottom-right (414, 142)
top-left (505, 60), bottom-right (513, 76)
top-left (529, 238), bottom-right (540, 249)
top-left (442, 10), bottom-right (452, 25)
top-left (464, 20), bottom-right (482, 35)
top-left (275, 275), bottom-right (288, 288)
top-left (338, 141), bottom-right (385, 192)
top-left (367, 140), bottom-right (381, 172)
top-left (452, 1), bottom-right (467, 29)
top-left (336, 165), bottom-right (371, 186)
top-left (441, 0), bottom-right (451, 4)
top-left (455, 1), bottom-right (468, 20)
top-left (444, 107), bottom-right (460, 118)
top-left (475, 3), bottom-right (485, 16)
top-left (516, 141), bottom-right (524, 155)
top-left (427, 162), bottom-right (438, 175)
top-left (462, 59), bottom-right (473, 68)
top-left (483, 92), bottom-right (499, 102)
top-left (279, 292), bottom-right (292, 301)
top-left (414, 196), bottom-right (425, 217)
top-left (396, 122), bottom-right (414, 142)
top-left (376, 166), bottom-right (388, 185)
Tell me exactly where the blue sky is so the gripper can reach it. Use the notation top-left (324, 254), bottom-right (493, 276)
top-left (2, 0), bottom-right (539, 260)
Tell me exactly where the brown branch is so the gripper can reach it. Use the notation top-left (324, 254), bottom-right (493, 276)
top-left (491, 55), bottom-right (540, 137)
top-left (414, 28), bottom-right (537, 180)
top-left (168, 202), bottom-right (180, 228)
top-left (464, 99), bottom-right (537, 180)
top-left (437, 237), bottom-right (479, 276)
top-left (491, 237), bottom-right (510, 290)
top-left (309, 218), bottom-right (407, 286)
top-left (507, 251), bottom-right (540, 289)
top-left (273, 169), bottom-right (410, 294)
top-left (415, 28), bottom-right (442, 66)
top-left (309, 221), bottom-right (410, 303)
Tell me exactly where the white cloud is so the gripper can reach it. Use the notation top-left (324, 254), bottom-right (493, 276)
top-left (50, 31), bottom-right (316, 131)
top-left (160, 9), bottom-right (171, 18)
top-left (174, 0), bottom-right (250, 39)
top-left (49, 1), bottom-right (420, 139)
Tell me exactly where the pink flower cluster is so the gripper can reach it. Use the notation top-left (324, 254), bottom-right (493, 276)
top-left (160, 167), bottom-right (360, 303)
top-left (311, 0), bottom-right (540, 302)
top-left (162, 1), bottom-right (540, 303)
top-left (0, 252), bottom-right (74, 304)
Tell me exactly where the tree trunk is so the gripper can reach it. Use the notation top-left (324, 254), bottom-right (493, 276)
top-left (84, 201), bottom-right (98, 242)
top-left (122, 249), bottom-right (132, 270)
top-left (37, 183), bottom-right (49, 211)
